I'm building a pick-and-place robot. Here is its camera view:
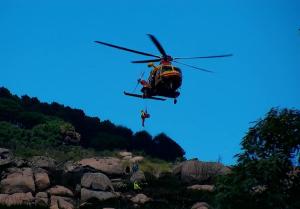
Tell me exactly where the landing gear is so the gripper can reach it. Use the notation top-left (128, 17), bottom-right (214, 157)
top-left (141, 87), bottom-right (150, 98)
top-left (174, 98), bottom-right (177, 104)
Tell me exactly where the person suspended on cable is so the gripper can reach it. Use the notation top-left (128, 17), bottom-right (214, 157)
top-left (141, 109), bottom-right (150, 127)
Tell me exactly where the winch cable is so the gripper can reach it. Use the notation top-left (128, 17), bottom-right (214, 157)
top-left (132, 70), bottom-right (145, 93)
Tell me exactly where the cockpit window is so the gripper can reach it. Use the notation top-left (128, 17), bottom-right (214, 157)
top-left (161, 65), bottom-right (173, 72)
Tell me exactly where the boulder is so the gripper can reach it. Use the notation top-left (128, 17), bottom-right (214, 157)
top-left (58, 198), bottom-right (75, 209)
top-left (48, 185), bottom-right (74, 197)
top-left (80, 188), bottom-right (117, 203)
top-left (60, 125), bottom-right (81, 145)
top-left (50, 195), bottom-right (75, 209)
top-left (130, 193), bottom-right (151, 204)
top-left (64, 161), bottom-right (78, 173)
top-left (187, 185), bottom-right (214, 192)
top-left (173, 160), bottom-right (230, 182)
top-left (81, 172), bottom-right (114, 191)
top-left (130, 171), bottom-right (146, 183)
top-left (0, 192), bottom-right (34, 206)
top-left (0, 148), bottom-right (13, 167)
top-left (111, 178), bottom-right (127, 190)
top-left (122, 156), bottom-right (132, 161)
top-left (129, 156), bottom-right (144, 163)
top-left (0, 167), bottom-right (35, 194)
top-left (191, 202), bottom-right (210, 209)
top-left (35, 192), bottom-right (48, 206)
top-left (13, 157), bottom-right (28, 167)
top-left (0, 194), bottom-right (8, 203)
top-left (34, 169), bottom-right (50, 190)
top-left (63, 131), bottom-right (81, 145)
top-left (76, 157), bottom-right (124, 175)
top-left (118, 151), bottom-right (132, 158)
top-left (28, 156), bottom-right (56, 170)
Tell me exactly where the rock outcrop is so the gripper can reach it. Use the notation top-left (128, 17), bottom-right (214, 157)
top-left (118, 151), bottom-right (132, 158)
top-left (62, 130), bottom-right (81, 145)
top-left (34, 169), bottom-right (50, 191)
top-left (81, 172), bottom-right (114, 191)
top-left (129, 156), bottom-right (144, 163)
top-left (191, 202), bottom-right (210, 209)
top-left (35, 192), bottom-right (48, 206)
top-left (28, 156), bottom-right (56, 170)
top-left (187, 184), bottom-right (214, 192)
top-left (80, 172), bottom-right (117, 203)
top-left (0, 192), bottom-right (34, 206)
top-left (0, 151), bottom-right (222, 208)
top-left (74, 157), bottom-right (124, 175)
top-left (0, 167), bottom-right (35, 194)
top-left (173, 160), bottom-right (230, 182)
top-left (50, 195), bottom-right (75, 209)
top-left (130, 193), bottom-right (151, 204)
top-left (48, 185), bottom-right (74, 197)
top-left (80, 188), bottom-right (117, 203)
top-left (0, 148), bottom-right (13, 167)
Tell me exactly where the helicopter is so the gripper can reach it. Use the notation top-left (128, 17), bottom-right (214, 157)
top-left (95, 34), bottom-right (232, 104)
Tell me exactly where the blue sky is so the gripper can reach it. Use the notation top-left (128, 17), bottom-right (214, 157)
top-left (0, 0), bottom-right (299, 164)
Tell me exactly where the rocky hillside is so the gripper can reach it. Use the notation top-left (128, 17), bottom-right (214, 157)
top-left (0, 86), bottom-right (232, 209)
top-left (2, 89), bottom-right (298, 209)
top-left (0, 148), bottom-right (230, 209)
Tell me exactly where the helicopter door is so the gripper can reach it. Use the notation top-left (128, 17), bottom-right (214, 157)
top-left (155, 67), bottom-right (162, 86)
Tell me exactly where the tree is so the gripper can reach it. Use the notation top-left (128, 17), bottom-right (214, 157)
top-left (152, 133), bottom-right (185, 161)
top-left (131, 130), bottom-right (153, 154)
top-left (0, 98), bottom-right (23, 122)
top-left (0, 87), bottom-right (13, 98)
top-left (215, 108), bottom-right (300, 209)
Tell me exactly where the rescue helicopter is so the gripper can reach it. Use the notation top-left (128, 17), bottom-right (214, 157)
top-left (95, 34), bottom-right (232, 104)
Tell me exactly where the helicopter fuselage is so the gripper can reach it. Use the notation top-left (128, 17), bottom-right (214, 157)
top-left (142, 63), bottom-right (182, 99)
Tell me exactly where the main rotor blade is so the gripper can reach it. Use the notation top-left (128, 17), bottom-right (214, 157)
top-left (147, 34), bottom-right (168, 57)
top-left (94, 40), bottom-right (160, 58)
top-left (173, 60), bottom-right (213, 73)
top-left (132, 58), bottom-right (161, 63)
top-left (174, 54), bottom-right (233, 60)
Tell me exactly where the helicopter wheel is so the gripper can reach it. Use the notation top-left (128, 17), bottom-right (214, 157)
top-left (174, 98), bottom-right (177, 104)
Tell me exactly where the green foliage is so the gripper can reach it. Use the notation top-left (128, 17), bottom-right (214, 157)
top-left (89, 132), bottom-right (130, 150)
top-left (17, 111), bottom-right (48, 128)
top-left (140, 157), bottom-right (173, 175)
top-left (215, 108), bottom-right (300, 209)
top-left (0, 119), bottom-right (78, 159)
top-left (0, 86), bottom-right (185, 161)
top-left (0, 121), bottom-right (26, 149)
top-left (0, 98), bottom-right (23, 122)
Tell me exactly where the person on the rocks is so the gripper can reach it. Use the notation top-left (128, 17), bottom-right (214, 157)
top-left (134, 181), bottom-right (142, 190)
top-left (141, 109), bottom-right (150, 127)
top-left (132, 162), bottom-right (139, 173)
